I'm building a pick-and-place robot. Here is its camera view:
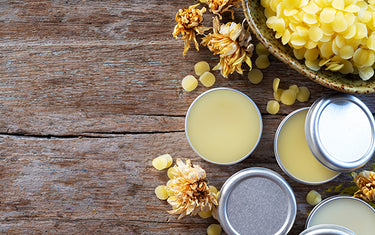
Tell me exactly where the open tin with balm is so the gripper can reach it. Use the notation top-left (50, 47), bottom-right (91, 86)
top-left (274, 93), bottom-right (375, 184)
top-left (305, 195), bottom-right (375, 235)
top-left (217, 167), bottom-right (296, 235)
top-left (185, 88), bottom-right (262, 165)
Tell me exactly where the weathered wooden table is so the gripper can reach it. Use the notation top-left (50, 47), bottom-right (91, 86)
top-left (1, 0), bottom-right (375, 234)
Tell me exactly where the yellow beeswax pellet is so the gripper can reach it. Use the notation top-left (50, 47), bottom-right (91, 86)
top-left (194, 61), bottom-right (210, 76)
top-left (274, 88), bottom-right (284, 101)
top-left (198, 210), bottom-right (212, 218)
top-left (306, 190), bottom-right (322, 206)
top-left (248, 69), bottom-right (264, 84)
top-left (167, 166), bottom-right (178, 179)
top-left (296, 86), bottom-right (310, 102)
top-left (339, 45), bottom-right (354, 59)
top-left (209, 185), bottom-right (218, 194)
top-left (152, 155), bottom-right (168, 170)
top-left (339, 60), bottom-right (354, 74)
top-left (359, 66), bottom-right (374, 80)
top-left (159, 154), bottom-right (173, 168)
top-left (280, 89), bottom-right (297, 105)
top-left (256, 42), bottom-right (270, 55)
top-left (255, 55), bottom-right (270, 69)
top-left (266, 100), bottom-right (280, 114)
top-left (155, 185), bottom-right (168, 200)
top-left (207, 224), bottom-right (222, 235)
top-left (293, 48), bottom-right (306, 60)
top-left (289, 85), bottom-right (299, 94)
top-left (320, 8), bottom-right (336, 24)
top-left (199, 72), bottom-right (216, 87)
top-left (182, 75), bottom-right (198, 92)
top-left (273, 78), bottom-right (280, 92)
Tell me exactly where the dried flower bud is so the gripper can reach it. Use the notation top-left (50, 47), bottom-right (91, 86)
top-left (202, 17), bottom-right (253, 78)
top-left (353, 170), bottom-right (375, 202)
top-left (173, 4), bottom-right (210, 56)
top-left (207, 0), bottom-right (241, 19)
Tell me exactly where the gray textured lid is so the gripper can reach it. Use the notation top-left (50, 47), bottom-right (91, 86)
top-left (217, 167), bottom-right (296, 235)
top-left (299, 224), bottom-right (355, 235)
top-left (305, 93), bottom-right (375, 172)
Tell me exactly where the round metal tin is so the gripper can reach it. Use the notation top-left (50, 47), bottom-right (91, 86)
top-left (306, 195), bottom-right (375, 233)
top-left (185, 87), bottom-right (263, 165)
top-left (217, 167), bottom-right (296, 235)
top-left (274, 107), bottom-right (340, 185)
top-left (305, 93), bottom-right (375, 172)
top-left (299, 224), bottom-right (355, 235)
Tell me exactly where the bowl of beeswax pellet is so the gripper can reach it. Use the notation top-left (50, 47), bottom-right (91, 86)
top-left (242, 0), bottom-right (375, 94)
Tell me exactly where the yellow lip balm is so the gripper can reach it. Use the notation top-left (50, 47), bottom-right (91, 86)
top-left (274, 108), bottom-right (339, 184)
top-left (185, 88), bottom-right (262, 164)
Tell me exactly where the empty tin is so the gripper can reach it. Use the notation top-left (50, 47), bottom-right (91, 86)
top-left (305, 93), bottom-right (375, 172)
top-left (299, 224), bottom-right (355, 235)
top-left (217, 167), bottom-right (296, 235)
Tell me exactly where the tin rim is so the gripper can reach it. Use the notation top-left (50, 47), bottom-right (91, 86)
top-left (185, 87), bottom-right (263, 165)
top-left (217, 167), bottom-right (296, 235)
top-left (305, 195), bottom-right (375, 228)
top-left (299, 224), bottom-right (356, 235)
top-left (305, 93), bottom-right (375, 172)
top-left (274, 107), bottom-right (340, 185)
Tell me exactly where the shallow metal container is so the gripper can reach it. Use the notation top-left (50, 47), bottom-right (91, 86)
top-left (185, 87), bottom-right (263, 165)
top-left (217, 167), bottom-right (296, 235)
top-left (299, 224), bottom-right (355, 235)
top-left (305, 93), bottom-right (375, 172)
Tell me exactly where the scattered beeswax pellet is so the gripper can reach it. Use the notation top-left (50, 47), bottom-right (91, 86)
top-left (207, 224), bottom-right (222, 235)
top-left (273, 78), bottom-right (280, 92)
top-left (266, 100), bottom-right (280, 114)
top-left (306, 190), bottom-right (322, 206)
top-left (194, 61), bottom-right (210, 76)
top-left (209, 185), bottom-right (218, 194)
top-left (255, 55), bottom-right (270, 69)
top-left (158, 154), bottom-right (173, 168)
top-left (182, 75), bottom-right (198, 92)
top-left (155, 185), bottom-right (168, 200)
top-left (199, 72), bottom-right (216, 87)
top-left (280, 89), bottom-right (296, 105)
top-left (256, 42), bottom-right (270, 55)
top-left (198, 210), bottom-right (212, 218)
top-left (248, 69), bottom-right (263, 84)
top-left (289, 85), bottom-right (299, 94)
top-left (167, 166), bottom-right (178, 179)
top-left (152, 155), bottom-right (169, 170)
top-left (274, 88), bottom-right (284, 101)
top-left (296, 86), bottom-right (310, 102)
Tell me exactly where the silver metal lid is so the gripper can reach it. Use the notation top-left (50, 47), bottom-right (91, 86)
top-left (300, 224), bottom-right (355, 235)
top-left (305, 93), bottom-right (375, 172)
top-left (217, 167), bottom-right (296, 235)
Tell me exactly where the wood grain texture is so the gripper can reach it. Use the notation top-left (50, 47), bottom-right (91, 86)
top-left (1, 0), bottom-right (375, 234)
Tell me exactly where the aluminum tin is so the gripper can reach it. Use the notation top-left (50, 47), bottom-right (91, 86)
top-left (217, 167), bottom-right (296, 235)
top-left (306, 195), bottom-right (375, 229)
top-left (305, 93), bottom-right (375, 172)
top-left (274, 107), bottom-right (340, 185)
top-left (185, 87), bottom-right (263, 165)
top-left (299, 224), bottom-right (355, 235)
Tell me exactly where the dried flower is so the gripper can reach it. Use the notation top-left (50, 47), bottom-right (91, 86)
top-left (206, 0), bottom-right (241, 19)
top-left (173, 4), bottom-right (210, 56)
top-left (352, 170), bottom-right (375, 202)
top-left (202, 17), bottom-right (253, 78)
top-left (166, 159), bottom-right (218, 219)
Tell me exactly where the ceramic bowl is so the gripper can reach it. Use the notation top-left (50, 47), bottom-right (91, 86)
top-left (242, 0), bottom-right (375, 94)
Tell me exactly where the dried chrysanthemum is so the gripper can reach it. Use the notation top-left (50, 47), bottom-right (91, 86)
top-left (172, 4), bottom-right (210, 56)
top-left (352, 170), bottom-right (375, 202)
top-left (206, 0), bottom-right (241, 19)
top-left (166, 159), bottom-right (218, 219)
top-left (202, 17), bottom-right (253, 78)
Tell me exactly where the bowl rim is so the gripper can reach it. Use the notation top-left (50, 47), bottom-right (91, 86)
top-left (242, 0), bottom-right (375, 94)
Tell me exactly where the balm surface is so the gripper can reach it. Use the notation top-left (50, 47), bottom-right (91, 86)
top-left (186, 89), bottom-right (261, 164)
top-left (309, 197), bottom-right (375, 235)
top-left (276, 109), bottom-right (338, 183)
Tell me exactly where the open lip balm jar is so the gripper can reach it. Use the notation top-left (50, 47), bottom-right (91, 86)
top-left (185, 88), bottom-right (262, 165)
top-left (306, 195), bottom-right (375, 235)
top-left (217, 167), bottom-right (296, 235)
top-left (274, 93), bottom-right (375, 184)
